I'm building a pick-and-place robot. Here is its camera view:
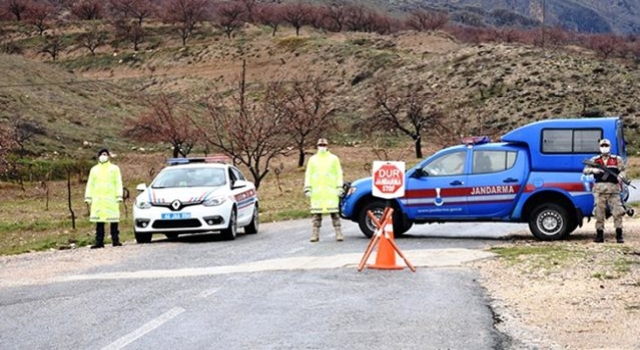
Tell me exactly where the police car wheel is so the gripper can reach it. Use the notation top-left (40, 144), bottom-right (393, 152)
top-left (244, 206), bottom-right (259, 234)
top-left (134, 230), bottom-right (152, 244)
top-left (221, 209), bottom-right (237, 240)
top-left (358, 200), bottom-right (407, 238)
top-left (529, 203), bottom-right (569, 241)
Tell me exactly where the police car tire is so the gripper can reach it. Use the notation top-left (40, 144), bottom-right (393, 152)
top-left (358, 200), bottom-right (407, 238)
top-left (221, 209), bottom-right (237, 240)
top-left (244, 206), bottom-right (259, 234)
top-left (134, 231), bottom-right (152, 243)
top-left (529, 203), bottom-right (570, 241)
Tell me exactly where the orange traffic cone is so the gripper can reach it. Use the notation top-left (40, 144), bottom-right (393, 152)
top-left (368, 216), bottom-right (404, 270)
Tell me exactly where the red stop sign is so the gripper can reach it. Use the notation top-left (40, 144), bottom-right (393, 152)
top-left (373, 163), bottom-right (404, 198)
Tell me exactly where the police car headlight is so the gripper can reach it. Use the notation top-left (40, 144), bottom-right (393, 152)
top-left (204, 196), bottom-right (227, 207)
top-left (136, 201), bottom-right (152, 209)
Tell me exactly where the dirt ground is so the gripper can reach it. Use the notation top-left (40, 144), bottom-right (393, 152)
top-left (1, 218), bottom-right (639, 349)
top-left (473, 217), bottom-right (640, 349)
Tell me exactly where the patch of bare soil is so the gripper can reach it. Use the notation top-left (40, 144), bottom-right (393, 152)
top-left (473, 218), bottom-right (640, 349)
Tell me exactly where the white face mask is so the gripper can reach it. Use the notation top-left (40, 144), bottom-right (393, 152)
top-left (600, 146), bottom-right (610, 154)
top-left (98, 155), bottom-right (109, 163)
top-left (318, 146), bottom-right (327, 153)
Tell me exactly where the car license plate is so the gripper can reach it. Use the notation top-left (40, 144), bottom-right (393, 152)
top-left (161, 212), bottom-right (191, 220)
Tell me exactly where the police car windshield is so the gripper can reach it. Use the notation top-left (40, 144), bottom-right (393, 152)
top-left (151, 167), bottom-right (227, 188)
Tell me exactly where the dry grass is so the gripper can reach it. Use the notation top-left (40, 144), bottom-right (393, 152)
top-left (0, 143), bottom-right (427, 255)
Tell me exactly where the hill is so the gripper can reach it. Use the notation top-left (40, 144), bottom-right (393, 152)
top-left (2, 24), bottom-right (640, 157)
top-left (377, 0), bottom-right (640, 34)
top-left (0, 54), bottom-right (148, 156)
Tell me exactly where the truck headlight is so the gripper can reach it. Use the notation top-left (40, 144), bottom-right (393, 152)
top-left (204, 196), bottom-right (227, 207)
top-left (135, 201), bottom-right (152, 209)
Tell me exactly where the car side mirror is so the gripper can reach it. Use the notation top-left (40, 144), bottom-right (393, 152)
top-left (232, 180), bottom-right (247, 189)
top-left (410, 169), bottom-right (426, 178)
top-left (136, 183), bottom-right (147, 192)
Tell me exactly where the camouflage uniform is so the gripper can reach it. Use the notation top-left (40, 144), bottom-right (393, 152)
top-left (304, 138), bottom-right (344, 242)
top-left (583, 139), bottom-right (626, 243)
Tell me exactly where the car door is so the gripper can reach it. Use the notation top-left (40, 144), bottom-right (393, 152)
top-left (466, 149), bottom-right (525, 216)
top-left (404, 150), bottom-right (469, 219)
top-left (229, 166), bottom-right (256, 225)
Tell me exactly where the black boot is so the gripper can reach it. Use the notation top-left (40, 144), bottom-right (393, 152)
top-left (616, 228), bottom-right (624, 244)
top-left (90, 242), bottom-right (104, 249)
top-left (594, 229), bottom-right (604, 243)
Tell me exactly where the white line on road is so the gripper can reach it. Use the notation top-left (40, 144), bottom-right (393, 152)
top-left (197, 287), bottom-right (221, 298)
top-left (53, 249), bottom-right (495, 283)
top-left (101, 307), bottom-right (185, 350)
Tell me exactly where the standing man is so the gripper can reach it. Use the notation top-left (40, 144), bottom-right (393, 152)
top-left (304, 138), bottom-right (344, 242)
top-left (85, 148), bottom-right (123, 248)
top-left (583, 138), bottom-right (626, 243)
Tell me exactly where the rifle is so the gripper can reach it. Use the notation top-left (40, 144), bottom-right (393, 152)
top-left (582, 159), bottom-right (636, 189)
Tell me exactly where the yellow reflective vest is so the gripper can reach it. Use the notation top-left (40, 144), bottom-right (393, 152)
top-left (304, 150), bottom-right (343, 214)
top-left (84, 162), bottom-right (123, 223)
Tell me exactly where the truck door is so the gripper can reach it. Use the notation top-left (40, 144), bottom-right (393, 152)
top-left (466, 149), bottom-right (525, 216)
top-left (404, 150), bottom-right (469, 219)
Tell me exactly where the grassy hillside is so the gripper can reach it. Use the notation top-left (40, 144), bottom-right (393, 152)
top-left (2, 23), bottom-right (640, 156)
top-left (0, 54), bottom-right (148, 156)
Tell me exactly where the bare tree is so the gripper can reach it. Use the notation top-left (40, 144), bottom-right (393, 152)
top-left (76, 24), bottom-right (108, 55)
top-left (114, 19), bottom-right (145, 50)
top-left (4, 0), bottom-right (29, 21)
top-left (369, 80), bottom-right (449, 159)
top-left (124, 93), bottom-right (198, 158)
top-left (404, 9), bottom-right (448, 32)
top-left (161, 0), bottom-right (208, 46)
top-left (0, 122), bottom-right (16, 176)
top-left (269, 76), bottom-right (338, 167)
top-left (195, 60), bottom-right (293, 189)
top-left (71, 0), bottom-right (104, 20)
top-left (256, 2), bottom-right (282, 36)
top-left (211, 1), bottom-right (245, 39)
top-left (281, 2), bottom-right (311, 36)
top-left (324, 1), bottom-right (347, 32)
top-left (108, 0), bottom-right (156, 25)
top-left (25, 1), bottom-right (57, 35)
top-left (240, 0), bottom-right (257, 23)
top-left (41, 33), bottom-right (64, 61)
top-left (586, 33), bottom-right (622, 59)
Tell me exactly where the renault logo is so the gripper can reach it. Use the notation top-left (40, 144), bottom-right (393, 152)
top-left (171, 200), bottom-right (182, 210)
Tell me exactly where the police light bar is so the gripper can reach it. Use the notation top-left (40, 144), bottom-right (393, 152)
top-left (461, 136), bottom-right (490, 145)
top-left (166, 156), bottom-right (231, 166)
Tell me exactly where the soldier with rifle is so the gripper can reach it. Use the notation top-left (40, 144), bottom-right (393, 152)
top-left (582, 139), bottom-right (627, 243)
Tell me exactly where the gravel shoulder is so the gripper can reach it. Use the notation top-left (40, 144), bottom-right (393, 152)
top-left (472, 218), bottom-right (640, 349)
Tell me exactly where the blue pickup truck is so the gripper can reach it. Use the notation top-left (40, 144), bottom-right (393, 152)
top-left (340, 117), bottom-right (630, 240)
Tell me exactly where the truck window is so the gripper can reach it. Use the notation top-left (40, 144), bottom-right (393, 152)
top-left (472, 151), bottom-right (517, 174)
top-left (541, 129), bottom-right (601, 153)
top-left (423, 151), bottom-right (466, 176)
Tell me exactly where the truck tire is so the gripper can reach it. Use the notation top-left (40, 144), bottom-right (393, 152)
top-left (528, 203), bottom-right (570, 241)
top-left (358, 200), bottom-right (408, 238)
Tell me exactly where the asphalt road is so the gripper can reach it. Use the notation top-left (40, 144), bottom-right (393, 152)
top-left (0, 218), bottom-right (525, 350)
top-left (4, 182), bottom-right (640, 350)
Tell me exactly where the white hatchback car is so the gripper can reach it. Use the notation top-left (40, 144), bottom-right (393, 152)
top-left (133, 157), bottom-right (259, 243)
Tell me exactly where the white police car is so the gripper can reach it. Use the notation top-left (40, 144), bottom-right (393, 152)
top-left (133, 157), bottom-right (259, 243)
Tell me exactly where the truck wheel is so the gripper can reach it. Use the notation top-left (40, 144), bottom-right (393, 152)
top-left (358, 200), bottom-right (407, 238)
top-left (528, 203), bottom-right (570, 241)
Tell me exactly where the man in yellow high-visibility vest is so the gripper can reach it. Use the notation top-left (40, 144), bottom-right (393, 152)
top-left (85, 148), bottom-right (123, 249)
top-left (304, 138), bottom-right (344, 242)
